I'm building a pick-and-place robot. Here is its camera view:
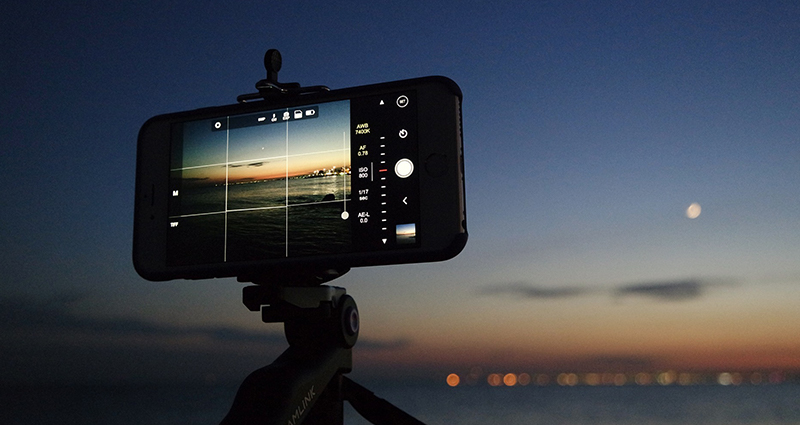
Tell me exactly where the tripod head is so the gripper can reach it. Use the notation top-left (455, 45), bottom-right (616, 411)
top-left (223, 277), bottom-right (424, 425)
top-left (242, 282), bottom-right (359, 349)
top-left (222, 275), bottom-right (357, 425)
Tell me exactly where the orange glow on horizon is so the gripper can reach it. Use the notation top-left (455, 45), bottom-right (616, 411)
top-left (354, 339), bottom-right (800, 377)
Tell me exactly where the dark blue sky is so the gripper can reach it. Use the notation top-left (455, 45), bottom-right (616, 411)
top-left (1, 0), bottom-right (799, 386)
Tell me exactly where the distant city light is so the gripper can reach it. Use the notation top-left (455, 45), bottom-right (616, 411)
top-left (536, 374), bottom-right (550, 386)
top-left (448, 368), bottom-right (794, 388)
top-left (503, 373), bottom-right (518, 387)
top-left (556, 373), bottom-right (579, 386)
top-left (657, 371), bottom-right (677, 385)
top-left (487, 373), bottom-right (503, 387)
top-left (635, 373), bottom-right (652, 385)
top-left (446, 373), bottom-right (460, 387)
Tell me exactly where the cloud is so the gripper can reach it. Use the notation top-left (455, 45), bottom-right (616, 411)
top-left (0, 294), bottom-right (410, 384)
top-left (0, 295), bottom-right (419, 350)
top-left (247, 162), bottom-right (264, 167)
top-left (0, 294), bottom-right (410, 347)
top-left (0, 294), bottom-right (286, 345)
top-left (356, 338), bottom-right (411, 350)
top-left (478, 282), bottom-right (591, 299)
top-left (613, 278), bottom-right (734, 301)
top-left (613, 279), bottom-right (703, 301)
top-left (479, 278), bottom-right (736, 302)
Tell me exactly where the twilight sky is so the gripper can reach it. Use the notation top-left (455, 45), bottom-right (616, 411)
top-left (1, 0), bottom-right (799, 387)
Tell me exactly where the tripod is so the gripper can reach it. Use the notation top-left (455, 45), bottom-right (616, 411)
top-left (219, 268), bottom-right (426, 425)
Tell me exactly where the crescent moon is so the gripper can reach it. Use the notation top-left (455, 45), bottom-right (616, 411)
top-left (686, 203), bottom-right (701, 219)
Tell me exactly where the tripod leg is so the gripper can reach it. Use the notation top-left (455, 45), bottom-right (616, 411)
top-left (220, 346), bottom-right (351, 425)
top-left (343, 377), bottom-right (427, 425)
top-left (302, 374), bottom-right (344, 425)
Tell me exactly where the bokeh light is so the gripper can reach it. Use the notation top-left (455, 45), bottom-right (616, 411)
top-left (657, 370), bottom-right (676, 385)
top-left (536, 374), bottom-right (550, 386)
top-left (446, 373), bottom-right (460, 387)
top-left (458, 369), bottom-right (793, 388)
top-left (557, 373), bottom-right (579, 386)
top-left (635, 373), bottom-right (652, 385)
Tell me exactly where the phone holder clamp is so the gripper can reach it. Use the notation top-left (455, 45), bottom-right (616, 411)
top-left (237, 49), bottom-right (330, 103)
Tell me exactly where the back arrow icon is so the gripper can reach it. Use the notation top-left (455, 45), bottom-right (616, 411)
top-left (402, 197), bottom-right (408, 205)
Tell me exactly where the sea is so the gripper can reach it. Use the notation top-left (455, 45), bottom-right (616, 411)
top-left (171, 175), bottom-right (352, 264)
top-left (2, 382), bottom-right (799, 425)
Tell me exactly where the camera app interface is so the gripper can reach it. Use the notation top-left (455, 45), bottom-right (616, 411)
top-left (167, 93), bottom-right (419, 266)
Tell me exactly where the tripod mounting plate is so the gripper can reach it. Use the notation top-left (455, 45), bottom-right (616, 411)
top-left (242, 284), bottom-right (345, 312)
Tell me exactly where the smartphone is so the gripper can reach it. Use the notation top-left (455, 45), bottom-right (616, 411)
top-left (133, 76), bottom-right (467, 281)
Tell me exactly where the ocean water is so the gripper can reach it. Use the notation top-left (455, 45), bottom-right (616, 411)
top-left (0, 384), bottom-right (236, 425)
top-left (348, 383), bottom-right (800, 425)
top-left (169, 175), bottom-right (352, 265)
top-left (2, 382), bottom-right (799, 425)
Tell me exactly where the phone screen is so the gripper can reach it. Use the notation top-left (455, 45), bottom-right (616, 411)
top-left (167, 92), bottom-right (420, 266)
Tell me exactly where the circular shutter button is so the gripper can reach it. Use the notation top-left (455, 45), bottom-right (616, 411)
top-left (395, 158), bottom-right (414, 178)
